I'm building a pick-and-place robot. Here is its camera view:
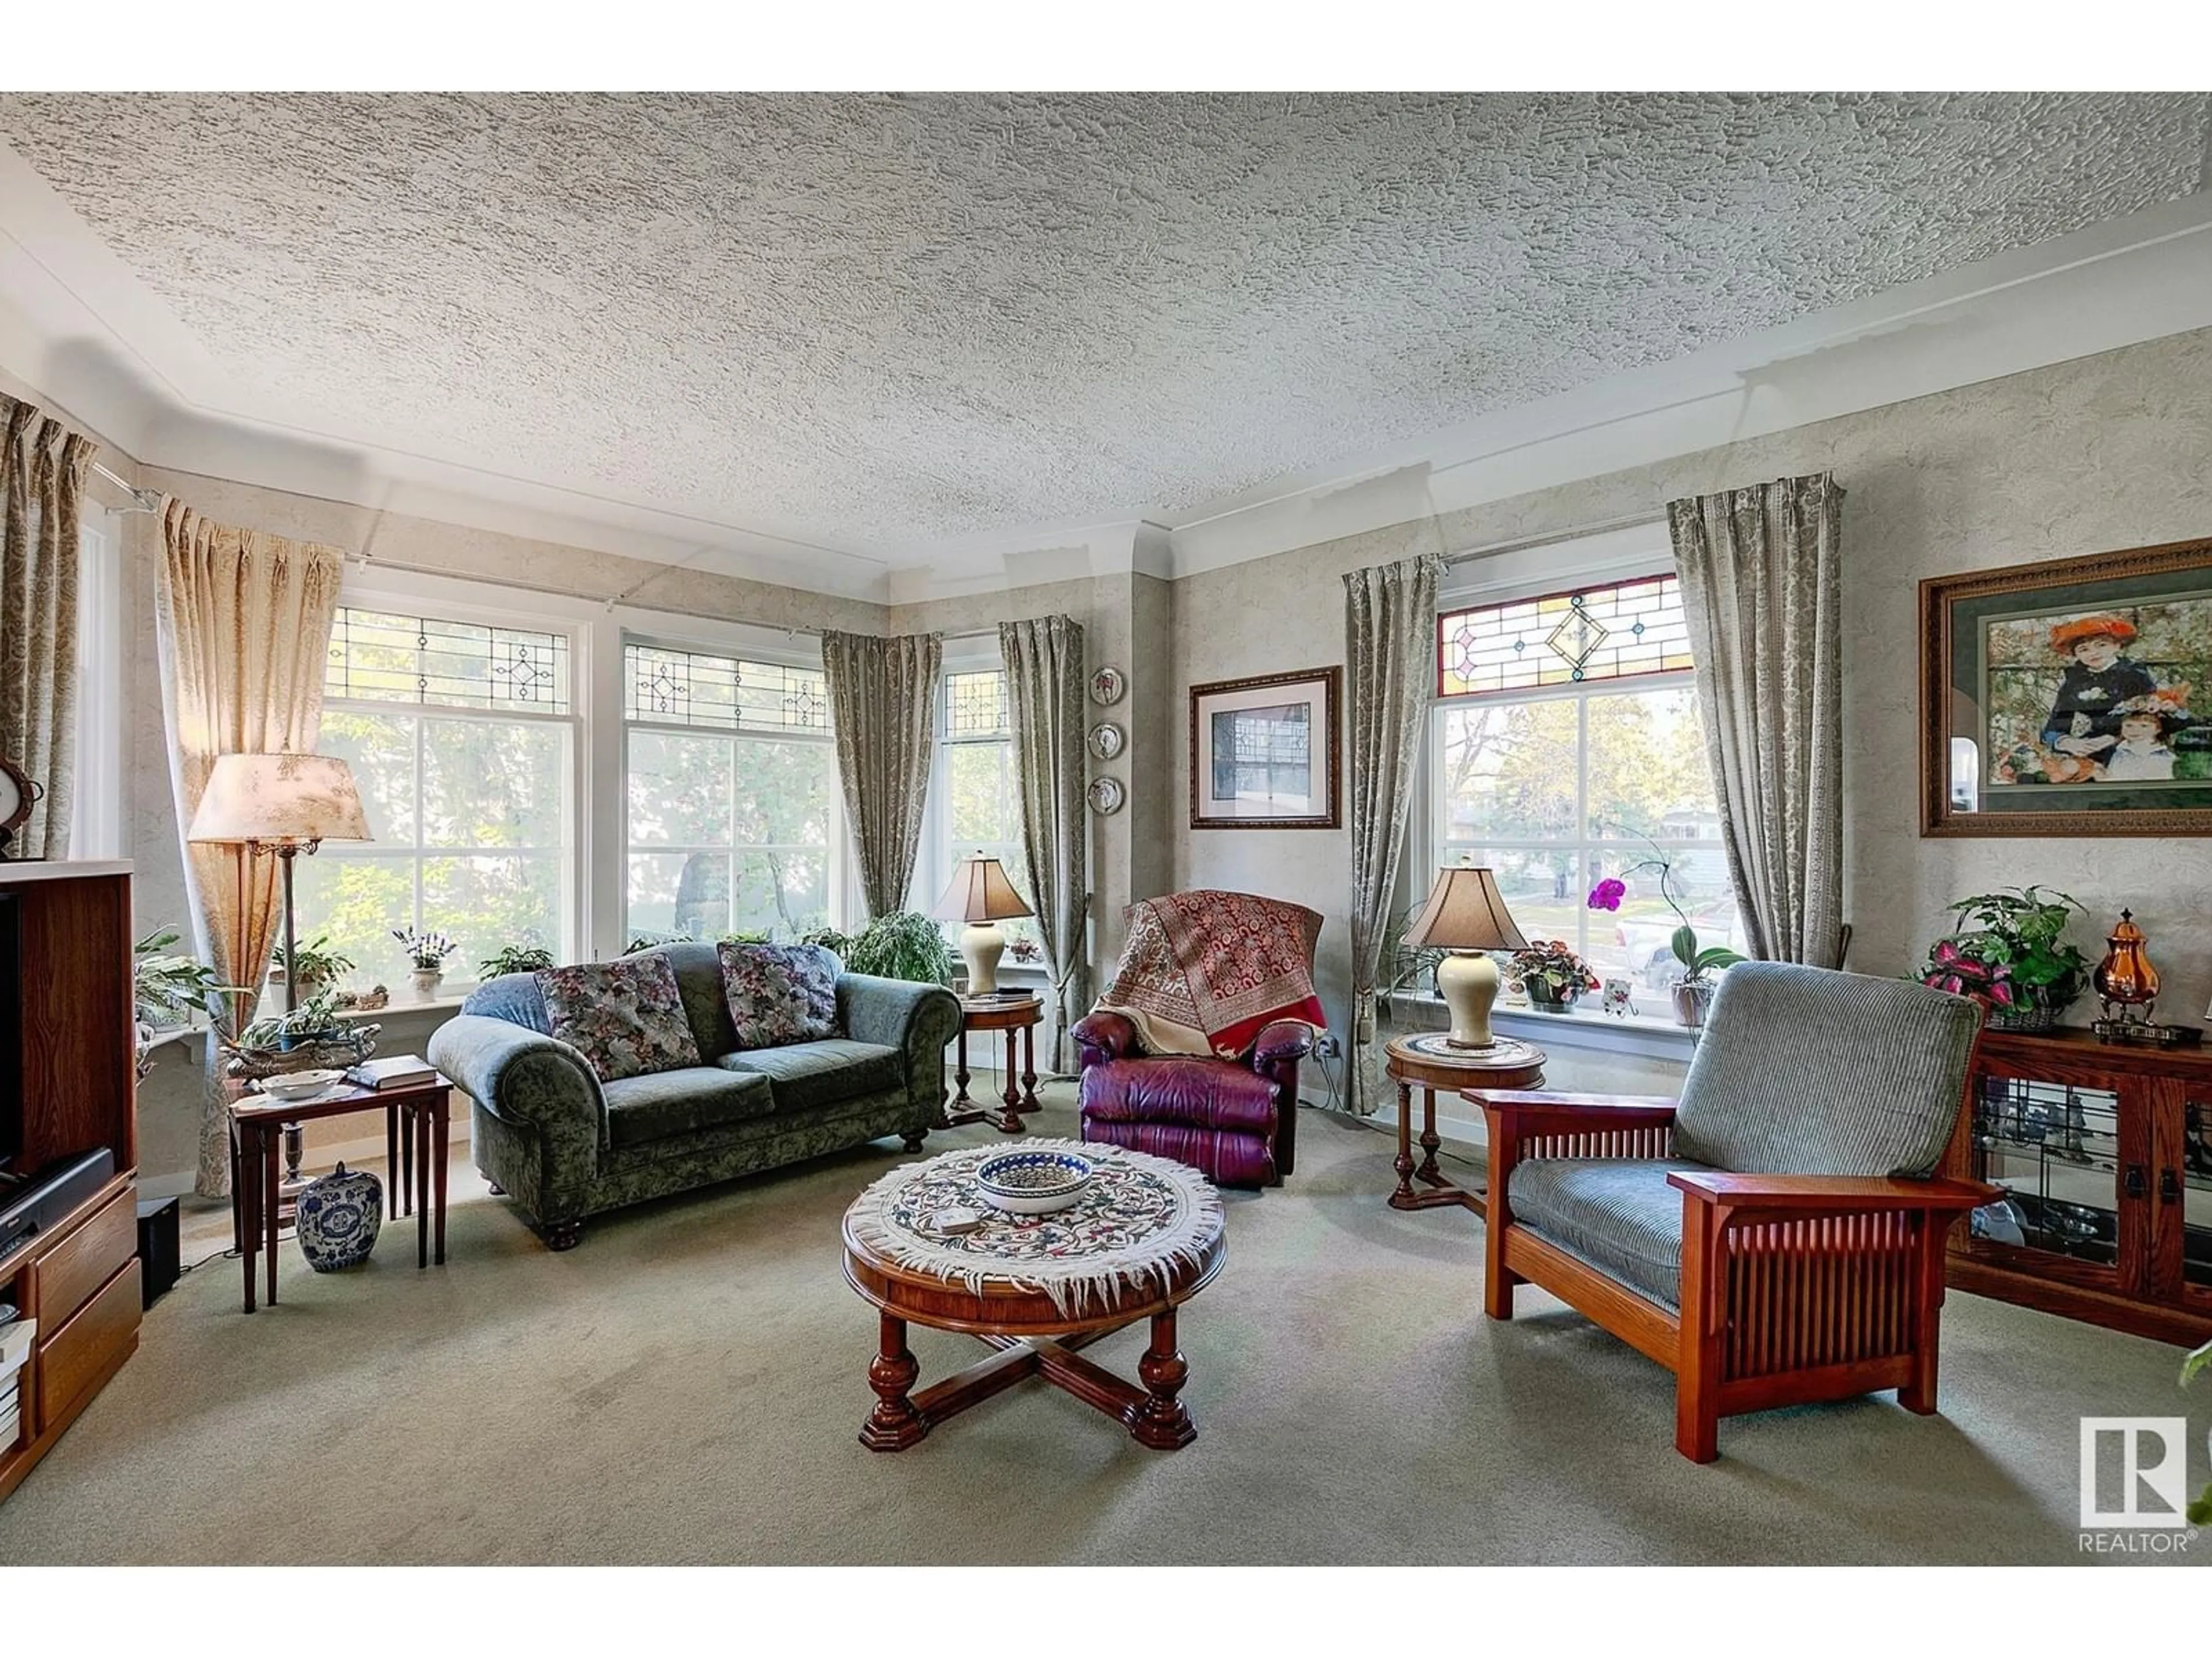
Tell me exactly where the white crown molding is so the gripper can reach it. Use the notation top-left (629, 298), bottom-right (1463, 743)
top-left (6, 123), bottom-right (2212, 605)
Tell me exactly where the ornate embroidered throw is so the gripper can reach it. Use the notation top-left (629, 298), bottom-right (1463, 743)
top-left (1094, 889), bottom-right (1327, 1058)
top-left (842, 1138), bottom-right (1224, 1319)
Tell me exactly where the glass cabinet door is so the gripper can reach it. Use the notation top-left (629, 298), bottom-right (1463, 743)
top-left (2182, 1093), bottom-right (2212, 1303)
top-left (1965, 1071), bottom-right (2126, 1288)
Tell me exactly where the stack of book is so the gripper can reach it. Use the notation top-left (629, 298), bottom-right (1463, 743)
top-left (1, 1317), bottom-right (37, 1452)
top-left (345, 1054), bottom-right (435, 1091)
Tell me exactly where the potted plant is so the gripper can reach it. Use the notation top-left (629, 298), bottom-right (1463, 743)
top-left (270, 931), bottom-right (355, 999)
top-left (2186, 1341), bottom-right (2212, 1525)
top-left (1508, 940), bottom-right (1599, 1012)
top-left (1918, 886), bottom-right (2090, 1032)
top-left (478, 942), bottom-right (556, 980)
top-left (131, 926), bottom-right (240, 1078)
top-left (224, 986), bottom-right (378, 1082)
top-left (1587, 846), bottom-right (1748, 1030)
top-left (805, 912), bottom-right (955, 984)
top-left (392, 926), bottom-right (458, 997)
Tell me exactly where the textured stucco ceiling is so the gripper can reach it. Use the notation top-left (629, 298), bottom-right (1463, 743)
top-left (1, 92), bottom-right (2205, 554)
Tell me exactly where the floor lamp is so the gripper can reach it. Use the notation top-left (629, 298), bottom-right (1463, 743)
top-left (186, 752), bottom-right (373, 1016)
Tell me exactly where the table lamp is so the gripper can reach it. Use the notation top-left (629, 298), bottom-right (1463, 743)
top-left (187, 752), bottom-right (373, 1012)
top-left (1404, 866), bottom-right (1529, 1049)
top-left (933, 854), bottom-right (1033, 997)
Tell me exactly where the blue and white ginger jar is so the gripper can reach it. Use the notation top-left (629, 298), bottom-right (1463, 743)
top-left (296, 1162), bottom-right (382, 1271)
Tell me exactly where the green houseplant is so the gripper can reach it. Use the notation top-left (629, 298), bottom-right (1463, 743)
top-left (1919, 886), bottom-right (2090, 1032)
top-left (132, 926), bottom-right (241, 1078)
top-left (2184, 1340), bottom-right (2212, 1525)
top-left (271, 931), bottom-right (355, 998)
top-left (478, 943), bottom-right (556, 980)
top-left (806, 911), bottom-right (955, 985)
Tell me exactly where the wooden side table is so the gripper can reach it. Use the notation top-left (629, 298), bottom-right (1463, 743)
top-left (1385, 1032), bottom-right (1546, 1216)
top-left (227, 1074), bottom-right (453, 1313)
top-left (943, 994), bottom-right (1042, 1135)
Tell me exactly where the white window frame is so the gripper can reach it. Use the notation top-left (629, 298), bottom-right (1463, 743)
top-left (619, 625), bottom-right (848, 945)
top-left (312, 570), bottom-right (590, 985)
top-left (915, 645), bottom-right (1033, 956)
top-left (1413, 524), bottom-right (1706, 1055)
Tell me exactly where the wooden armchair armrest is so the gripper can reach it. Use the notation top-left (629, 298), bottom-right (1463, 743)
top-left (1668, 1172), bottom-right (1999, 1214)
top-left (1465, 1090), bottom-right (1680, 1130)
top-left (1478, 1094), bottom-right (1683, 1210)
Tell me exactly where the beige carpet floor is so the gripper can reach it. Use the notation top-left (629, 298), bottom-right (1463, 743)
top-left (0, 1085), bottom-right (2194, 1566)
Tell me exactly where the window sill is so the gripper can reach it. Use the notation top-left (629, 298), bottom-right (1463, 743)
top-left (1392, 990), bottom-right (1700, 1061)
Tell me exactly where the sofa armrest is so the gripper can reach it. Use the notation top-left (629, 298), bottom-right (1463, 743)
top-left (1668, 1172), bottom-right (1998, 1214)
top-left (838, 974), bottom-right (961, 1090)
top-left (1072, 1010), bottom-right (1139, 1071)
top-left (427, 1014), bottom-right (604, 1138)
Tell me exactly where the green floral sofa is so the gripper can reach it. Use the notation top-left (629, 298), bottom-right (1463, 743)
top-left (427, 941), bottom-right (960, 1249)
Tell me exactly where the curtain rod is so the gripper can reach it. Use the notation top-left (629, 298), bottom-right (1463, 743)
top-left (1442, 509), bottom-right (1668, 567)
top-left (88, 459), bottom-right (162, 516)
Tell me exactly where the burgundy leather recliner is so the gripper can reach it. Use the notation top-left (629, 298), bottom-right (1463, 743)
top-left (1071, 1013), bottom-right (1312, 1189)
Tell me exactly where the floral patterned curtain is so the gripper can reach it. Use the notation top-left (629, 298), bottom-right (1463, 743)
top-left (1667, 474), bottom-right (1846, 966)
top-left (1342, 554), bottom-right (1442, 1115)
top-left (0, 395), bottom-right (96, 858)
top-left (820, 629), bottom-right (943, 919)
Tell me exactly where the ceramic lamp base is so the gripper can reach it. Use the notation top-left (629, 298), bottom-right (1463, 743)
top-left (961, 922), bottom-right (1007, 997)
top-left (1435, 950), bottom-right (1501, 1048)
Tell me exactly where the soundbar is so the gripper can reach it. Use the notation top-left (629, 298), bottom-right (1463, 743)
top-left (0, 1147), bottom-right (116, 1262)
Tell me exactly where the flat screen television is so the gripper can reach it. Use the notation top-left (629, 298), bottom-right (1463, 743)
top-left (0, 891), bottom-right (19, 1174)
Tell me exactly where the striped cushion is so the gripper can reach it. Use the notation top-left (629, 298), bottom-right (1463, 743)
top-left (1673, 963), bottom-right (1982, 1177)
top-left (1507, 1156), bottom-right (1718, 1310)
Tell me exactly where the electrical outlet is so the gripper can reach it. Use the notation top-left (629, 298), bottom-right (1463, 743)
top-left (1313, 1032), bottom-right (1342, 1060)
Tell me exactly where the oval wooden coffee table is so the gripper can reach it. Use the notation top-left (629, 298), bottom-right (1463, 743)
top-left (842, 1139), bottom-right (1225, 1452)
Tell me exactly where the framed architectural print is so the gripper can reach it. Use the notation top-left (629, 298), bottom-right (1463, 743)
top-left (1921, 536), bottom-right (2212, 836)
top-left (1188, 666), bottom-right (1341, 829)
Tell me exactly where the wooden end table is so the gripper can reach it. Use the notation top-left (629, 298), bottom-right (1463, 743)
top-left (227, 1074), bottom-right (453, 1313)
top-left (1385, 1032), bottom-right (1546, 1217)
top-left (842, 1140), bottom-right (1225, 1451)
top-left (942, 993), bottom-right (1042, 1134)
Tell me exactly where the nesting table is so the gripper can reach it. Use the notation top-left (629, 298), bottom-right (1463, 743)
top-left (227, 1074), bottom-right (453, 1313)
top-left (1385, 1031), bottom-right (1546, 1216)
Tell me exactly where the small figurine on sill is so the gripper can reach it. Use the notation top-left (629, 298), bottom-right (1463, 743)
top-left (1601, 978), bottom-right (1636, 1019)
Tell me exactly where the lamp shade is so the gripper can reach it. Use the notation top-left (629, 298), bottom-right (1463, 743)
top-left (933, 855), bottom-right (1033, 923)
top-left (187, 753), bottom-right (373, 846)
top-left (1403, 866), bottom-right (1528, 953)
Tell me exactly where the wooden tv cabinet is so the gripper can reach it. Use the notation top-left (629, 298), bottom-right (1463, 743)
top-left (0, 862), bottom-right (141, 1505)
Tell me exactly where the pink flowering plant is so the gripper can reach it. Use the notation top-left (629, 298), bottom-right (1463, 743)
top-left (1508, 939), bottom-right (1600, 999)
top-left (1916, 887), bottom-right (2088, 1014)
top-left (1586, 842), bottom-right (1746, 986)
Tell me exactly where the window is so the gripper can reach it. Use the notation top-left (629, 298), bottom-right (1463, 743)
top-left (67, 519), bottom-right (123, 859)
top-left (1430, 571), bottom-right (1740, 993)
top-left (928, 668), bottom-right (1032, 947)
top-left (297, 605), bottom-right (578, 987)
top-left (623, 642), bottom-right (839, 944)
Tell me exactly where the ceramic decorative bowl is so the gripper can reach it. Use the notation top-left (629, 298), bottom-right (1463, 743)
top-left (975, 1149), bottom-right (1094, 1215)
top-left (258, 1067), bottom-right (346, 1103)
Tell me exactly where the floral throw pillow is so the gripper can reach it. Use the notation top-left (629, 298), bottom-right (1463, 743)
top-left (718, 942), bottom-right (839, 1051)
top-left (535, 957), bottom-right (702, 1082)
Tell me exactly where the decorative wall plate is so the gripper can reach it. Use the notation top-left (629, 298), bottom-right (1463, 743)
top-left (1088, 721), bottom-right (1125, 761)
top-left (1089, 666), bottom-right (1126, 706)
top-left (1086, 776), bottom-right (1126, 815)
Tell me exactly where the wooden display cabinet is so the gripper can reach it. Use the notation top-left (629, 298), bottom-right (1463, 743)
top-left (1942, 1027), bottom-right (2211, 1348)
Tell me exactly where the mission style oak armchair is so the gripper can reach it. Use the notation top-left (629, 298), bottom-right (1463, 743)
top-left (1470, 962), bottom-right (1996, 1463)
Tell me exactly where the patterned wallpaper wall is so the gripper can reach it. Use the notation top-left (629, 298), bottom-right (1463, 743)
top-left (1172, 324), bottom-right (2212, 1056)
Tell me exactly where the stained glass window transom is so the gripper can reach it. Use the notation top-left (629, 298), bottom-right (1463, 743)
top-left (945, 669), bottom-right (1010, 738)
top-left (1437, 574), bottom-right (1691, 699)
top-left (624, 644), bottom-right (830, 733)
top-left (325, 608), bottom-right (571, 714)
